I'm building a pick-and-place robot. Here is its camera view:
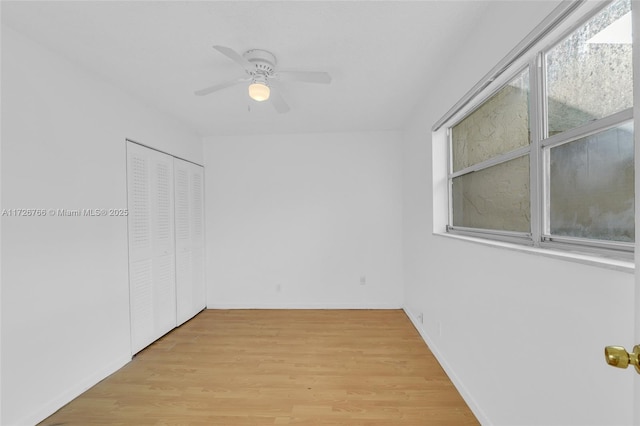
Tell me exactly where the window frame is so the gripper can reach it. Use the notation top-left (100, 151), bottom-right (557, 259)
top-left (446, 63), bottom-right (534, 245)
top-left (444, 0), bottom-right (634, 260)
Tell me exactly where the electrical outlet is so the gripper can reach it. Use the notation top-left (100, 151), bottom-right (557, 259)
top-left (438, 321), bottom-right (443, 336)
top-left (417, 313), bottom-right (423, 324)
top-left (359, 276), bottom-right (366, 285)
top-left (276, 284), bottom-right (282, 293)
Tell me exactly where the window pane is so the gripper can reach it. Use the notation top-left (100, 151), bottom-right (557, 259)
top-left (549, 122), bottom-right (634, 242)
top-left (546, 0), bottom-right (632, 136)
top-left (452, 156), bottom-right (530, 232)
top-left (452, 68), bottom-right (530, 172)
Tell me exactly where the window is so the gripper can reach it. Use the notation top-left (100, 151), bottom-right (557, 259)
top-left (446, 0), bottom-right (634, 257)
top-left (548, 123), bottom-right (634, 243)
top-left (450, 68), bottom-right (531, 236)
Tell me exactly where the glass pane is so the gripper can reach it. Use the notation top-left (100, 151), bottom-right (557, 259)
top-left (452, 68), bottom-right (530, 172)
top-left (452, 156), bottom-right (530, 232)
top-left (549, 122), bottom-right (634, 242)
top-left (546, 0), bottom-right (632, 136)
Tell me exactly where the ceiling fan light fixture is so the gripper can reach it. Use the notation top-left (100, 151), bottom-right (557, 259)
top-left (248, 82), bottom-right (270, 102)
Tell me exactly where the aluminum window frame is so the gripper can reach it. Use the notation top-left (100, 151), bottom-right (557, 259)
top-left (539, 112), bottom-right (634, 257)
top-left (444, 0), bottom-right (634, 260)
top-left (447, 63), bottom-right (534, 242)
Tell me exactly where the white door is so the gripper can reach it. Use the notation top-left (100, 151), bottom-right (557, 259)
top-left (174, 158), bottom-right (206, 325)
top-left (599, 2), bottom-right (640, 422)
top-left (634, 258), bottom-right (640, 424)
top-left (634, 3), bottom-right (640, 425)
top-left (127, 142), bottom-right (177, 354)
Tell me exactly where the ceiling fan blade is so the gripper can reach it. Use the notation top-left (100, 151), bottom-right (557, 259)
top-left (277, 71), bottom-right (332, 84)
top-left (194, 77), bottom-right (249, 96)
top-left (269, 86), bottom-right (290, 114)
top-left (212, 45), bottom-right (254, 73)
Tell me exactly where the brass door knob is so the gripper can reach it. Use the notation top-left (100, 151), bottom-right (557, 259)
top-left (604, 345), bottom-right (640, 374)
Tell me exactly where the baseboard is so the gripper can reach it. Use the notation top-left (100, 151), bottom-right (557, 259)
top-left (402, 307), bottom-right (492, 426)
top-left (207, 302), bottom-right (402, 309)
top-left (18, 354), bottom-right (131, 426)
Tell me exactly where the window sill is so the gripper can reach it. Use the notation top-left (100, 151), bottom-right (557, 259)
top-left (433, 232), bottom-right (634, 274)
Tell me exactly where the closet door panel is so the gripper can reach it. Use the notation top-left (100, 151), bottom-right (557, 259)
top-left (127, 142), bottom-right (176, 354)
top-left (127, 143), bottom-right (153, 353)
top-left (175, 159), bottom-right (206, 325)
top-left (174, 163), bottom-right (192, 325)
top-left (151, 155), bottom-right (176, 336)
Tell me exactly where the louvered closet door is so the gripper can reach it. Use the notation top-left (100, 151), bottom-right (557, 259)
top-left (174, 158), bottom-right (206, 325)
top-left (127, 142), bottom-right (177, 354)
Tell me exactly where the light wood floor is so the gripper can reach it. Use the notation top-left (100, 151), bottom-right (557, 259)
top-left (40, 310), bottom-right (478, 425)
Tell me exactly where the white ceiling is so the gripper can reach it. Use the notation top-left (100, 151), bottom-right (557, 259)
top-left (3, 1), bottom-right (498, 137)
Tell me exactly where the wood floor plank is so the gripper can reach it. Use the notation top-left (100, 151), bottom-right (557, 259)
top-left (39, 310), bottom-right (478, 425)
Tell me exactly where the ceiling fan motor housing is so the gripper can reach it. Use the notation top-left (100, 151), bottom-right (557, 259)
top-left (243, 49), bottom-right (277, 77)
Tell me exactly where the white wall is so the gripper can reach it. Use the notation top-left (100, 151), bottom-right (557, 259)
top-left (402, 2), bottom-right (635, 425)
top-left (1, 26), bottom-right (202, 426)
top-left (204, 131), bottom-right (403, 309)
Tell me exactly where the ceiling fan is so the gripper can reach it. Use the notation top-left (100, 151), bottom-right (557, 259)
top-left (194, 45), bottom-right (332, 113)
